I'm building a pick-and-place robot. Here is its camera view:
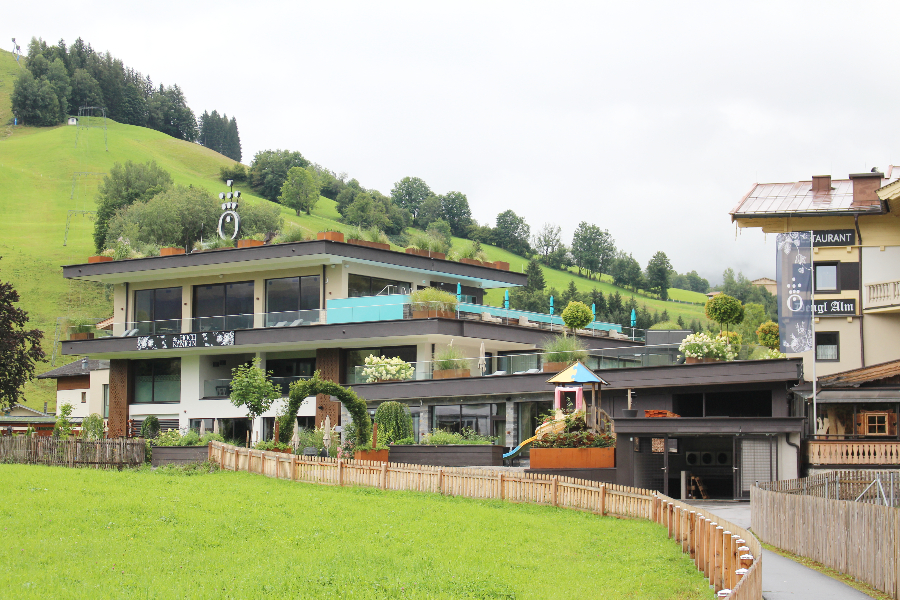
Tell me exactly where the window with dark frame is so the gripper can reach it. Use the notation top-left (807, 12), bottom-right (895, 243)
top-left (265, 275), bottom-right (320, 326)
top-left (133, 358), bottom-right (181, 403)
top-left (133, 287), bottom-right (182, 334)
top-left (866, 413), bottom-right (889, 435)
top-left (814, 263), bottom-right (839, 293)
top-left (347, 274), bottom-right (411, 298)
top-left (192, 281), bottom-right (254, 332)
top-left (815, 331), bottom-right (839, 361)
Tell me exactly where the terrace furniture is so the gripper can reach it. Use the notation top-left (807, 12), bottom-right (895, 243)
top-left (288, 319), bottom-right (303, 327)
top-left (486, 370), bottom-right (507, 377)
top-left (302, 447), bottom-right (318, 456)
top-left (518, 316), bottom-right (539, 328)
top-left (481, 312), bottom-right (501, 324)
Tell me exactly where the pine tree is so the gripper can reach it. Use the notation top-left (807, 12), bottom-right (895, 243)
top-left (524, 259), bottom-right (545, 292)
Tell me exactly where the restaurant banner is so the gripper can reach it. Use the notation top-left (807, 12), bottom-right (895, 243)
top-left (776, 232), bottom-right (813, 353)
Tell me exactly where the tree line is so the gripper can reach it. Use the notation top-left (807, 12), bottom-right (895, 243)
top-left (225, 147), bottom-right (713, 301)
top-left (10, 37), bottom-right (241, 161)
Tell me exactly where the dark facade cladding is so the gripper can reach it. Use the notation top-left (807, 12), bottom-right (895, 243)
top-left (61, 317), bottom-right (641, 358)
top-left (62, 239), bottom-right (528, 287)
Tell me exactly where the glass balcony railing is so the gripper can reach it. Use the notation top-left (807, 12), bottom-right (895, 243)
top-left (71, 299), bottom-right (640, 339)
top-left (203, 375), bottom-right (310, 398)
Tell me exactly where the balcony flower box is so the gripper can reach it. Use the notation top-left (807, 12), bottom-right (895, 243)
top-left (529, 447), bottom-right (615, 469)
top-left (317, 231), bottom-right (345, 242)
top-left (70, 332), bottom-right (94, 340)
top-left (405, 248), bottom-right (445, 260)
top-left (542, 362), bottom-right (568, 373)
top-left (348, 238), bottom-right (390, 251)
top-left (460, 257), bottom-right (488, 267)
top-left (492, 261), bottom-right (510, 271)
top-left (88, 255), bottom-right (113, 263)
top-left (237, 239), bottom-right (264, 248)
top-left (411, 309), bottom-right (455, 319)
top-left (433, 368), bottom-right (470, 380)
top-left (353, 449), bottom-right (389, 463)
top-left (388, 444), bottom-right (504, 467)
top-left (160, 247), bottom-right (186, 256)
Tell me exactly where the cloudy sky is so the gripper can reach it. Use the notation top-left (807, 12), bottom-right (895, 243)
top-left (7, 1), bottom-right (899, 284)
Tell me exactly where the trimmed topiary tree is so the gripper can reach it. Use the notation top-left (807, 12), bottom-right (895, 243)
top-left (561, 301), bottom-right (593, 332)
top-left (705, 294), bottom-right (744, 334)
top-left (278, 371), bottom-right (371, 446)
top-left (756, 320), bottom-right (779, 349)
top-left (373, 401), bottom-right (413, 445)
top-left (140, 415), bottom-right (160, 439)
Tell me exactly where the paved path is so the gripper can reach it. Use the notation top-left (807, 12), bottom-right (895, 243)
top-left (691, 501), bottom-right (874, 600)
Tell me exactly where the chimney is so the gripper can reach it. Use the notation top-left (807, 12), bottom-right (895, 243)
top-left (811, 175), bottom-right (831, 195)
top-left (81, 357), bottom-right (88, 371)
top-left (849, 171), bottom-right (883, 207)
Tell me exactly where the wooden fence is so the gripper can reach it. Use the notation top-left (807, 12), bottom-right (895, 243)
top-left (0, 437), bottom-right (145, 468)
top-left (209, 441), bottom-right (762, 599)
top-left (753, 472), bottom-right (900, 598)
top-left (808, 441), bottom-right (900, 466)
top-left (760, 470), bottom-right (900, 506)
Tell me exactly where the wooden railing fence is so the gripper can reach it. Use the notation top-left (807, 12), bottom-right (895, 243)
top-left (209, 441), bottom-right (762, 599)
top-left (761, 470), bottom-right (900, 506)
top-left (753, 472), bottom-right (900, 598)
top-left (808, 441), bottom-right (900, 466)
top-left (0, 436), bottom-right (145, 468)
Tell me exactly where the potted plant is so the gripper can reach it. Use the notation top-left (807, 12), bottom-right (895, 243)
top-left (529, 411), bottom-right (616, 469)
top-left (316, 230), bottom-right (345, 242)
top-left (68, 316), bottom-right (95, 340)
top-left (362, 355), bottom-right (414, 383)
top-left (432, 344), bottom-right (470, 379)
top-left (542, 334), bottom-right (588, 372)
top-left (409, 287), bottom-right (457, 319)
top-left (678, 332), bottom-right (735, 363)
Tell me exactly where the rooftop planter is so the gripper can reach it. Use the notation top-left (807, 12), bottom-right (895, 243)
top-left (88, 255), bottom-right (113, 263)
top-left (160, 247), bottom-right (186, 256)
top-left (410, 287), bottom-right (457, 319)
top-left (348, 238), bottom-right (390, 251)
top-left (460, 257), bottom-right (489, 267)
top-left (237, 239), bottom-right (265, 248)
top-left (317, 231), bottom-right (345, 242)
top-left (151, 444), bottom-right (209, 467)
top-left (492, 261), bottom-right (510, 271)
top-left (405, 248), bottom-right (446, 260)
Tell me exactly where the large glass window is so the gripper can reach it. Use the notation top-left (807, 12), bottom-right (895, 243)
top-left (133, 359), bottom-right (181, 404)
top-left (265, 276), bottom-right (320, 326)
top-left (814, 263), bottom-right (839, 293)
top-left (430, 403), bottom-right (503, 436)
top-left (267, 358), bottom-right (316, 395)
top-left (133, 287), bottom-right (182, 334)
top-left (345, 346), bottom-right (417, 383)
top-left (102, 383), bottom-right (109, 418)
top-left (192, 281), bottom-right (254, 331)
top-left (347, 274), bottom-right (411, 297)
top-left (816, 332), bottom-right (839, 361)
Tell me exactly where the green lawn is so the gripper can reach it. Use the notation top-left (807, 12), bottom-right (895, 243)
top-left (0, 464), bottom-right (712, 599)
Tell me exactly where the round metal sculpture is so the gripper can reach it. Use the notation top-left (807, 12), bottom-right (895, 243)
top-left (217, 188), bottom-right (242, 240)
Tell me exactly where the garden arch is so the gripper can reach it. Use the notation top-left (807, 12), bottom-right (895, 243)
top-left (278, 372), bottom-right (370, 446)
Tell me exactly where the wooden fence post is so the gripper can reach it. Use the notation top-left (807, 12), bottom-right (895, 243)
top-left (380, 462), bottom-right (388, 490)
top-left (291, 454), bottom-right (297, 481)
top-left (498, 472), bottom-right (504, 500)
top-left (667, 503), bottom-right (674, 538)
top-left (714, 526), bottom-right (724, 592)
top-left (438, 469), bottom-right (444, 495)
top-left (707, 521), bottom-right (716, 584)
top-left (338, 459), bottom-right (344, 486)
top-left (599, 484), bottom-right (606, 516)
top-left (723, 531), bottom-right (733, 590)
top-left (688, 511), bottom-right (696, 558)
top-left (698, 516), bottom-right (706, 573)
top-left (730, 534), bottom-right (740, 590)
top-left (551, 477), bottom-right (559, 507)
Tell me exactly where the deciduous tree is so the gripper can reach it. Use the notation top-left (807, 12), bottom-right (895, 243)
top-left (0, 261), bottom-right (46, 412)
top-left (279, 166), bottom-right (321, 216)
top-left (494, 210), bottom-right (531, 256)
top-left (391, 177), bottom-right (432, 221)
top-left (94, 160), bottom-right (173, 251)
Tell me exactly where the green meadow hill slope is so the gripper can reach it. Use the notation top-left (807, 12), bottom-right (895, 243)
top-left (0, 47), bottom-right (706, 411)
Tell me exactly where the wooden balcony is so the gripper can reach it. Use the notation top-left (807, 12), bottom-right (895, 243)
top-left (864, 279), bottom-right (900, 311)
top-left (807, 440), bottom-right (900, 465)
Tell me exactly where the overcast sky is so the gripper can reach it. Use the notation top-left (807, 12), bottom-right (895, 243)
top-left (7, 1), bottom-right (900, 284)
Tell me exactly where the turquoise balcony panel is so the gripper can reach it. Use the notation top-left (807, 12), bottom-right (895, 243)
top-left (326, 294), bottom-right (410, 324)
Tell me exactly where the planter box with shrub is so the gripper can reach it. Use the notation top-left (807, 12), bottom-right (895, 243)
top-left (348, 239), bottom-right (390, 251)
top-left (388, 444), bottom-right (504, 467)
top-left (151, 444), bottom-right (210, 467)
top-left (160, 247), bottom-right (186, 256)
top-left (237, 239), bottom-right (264, 248)
top-left (432, 368), bottom-right (470, 379)
top-left (88, 255), bottom-right (113, 263)
top-left (317, 231), bottom-right (345, 242)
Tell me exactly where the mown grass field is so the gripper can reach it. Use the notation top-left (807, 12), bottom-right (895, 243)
top-left (0, 464), bottom-right (713, 599)
top-left (0, 46), bottom-right (707, 410)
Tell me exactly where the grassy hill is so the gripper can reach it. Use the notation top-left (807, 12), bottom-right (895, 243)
top-left (0, 48), bottom-right (707, 411)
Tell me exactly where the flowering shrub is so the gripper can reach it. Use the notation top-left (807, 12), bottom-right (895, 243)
top-left (362, 355), bottom-right (414, 383)
top-left (761, 348), bottom-right (787, 360)
top-left (678, 332), bottom-right (735, 361)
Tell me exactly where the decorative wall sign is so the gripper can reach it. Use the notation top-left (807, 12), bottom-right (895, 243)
top-left (813, 230), bottom-right (855, 247)
top-left (776, 232), bottom-right (813, 353)
top-left (137, 331), bottom-right (235, 351)
top-left (814, 299), bottom-right (857, 316)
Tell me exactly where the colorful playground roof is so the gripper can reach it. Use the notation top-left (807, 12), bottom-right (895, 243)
top-left (546, 361), bottom-right (609, 385)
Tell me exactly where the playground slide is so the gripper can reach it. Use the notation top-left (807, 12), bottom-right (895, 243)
top-left (502, 415), bottom-right (569, 460)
